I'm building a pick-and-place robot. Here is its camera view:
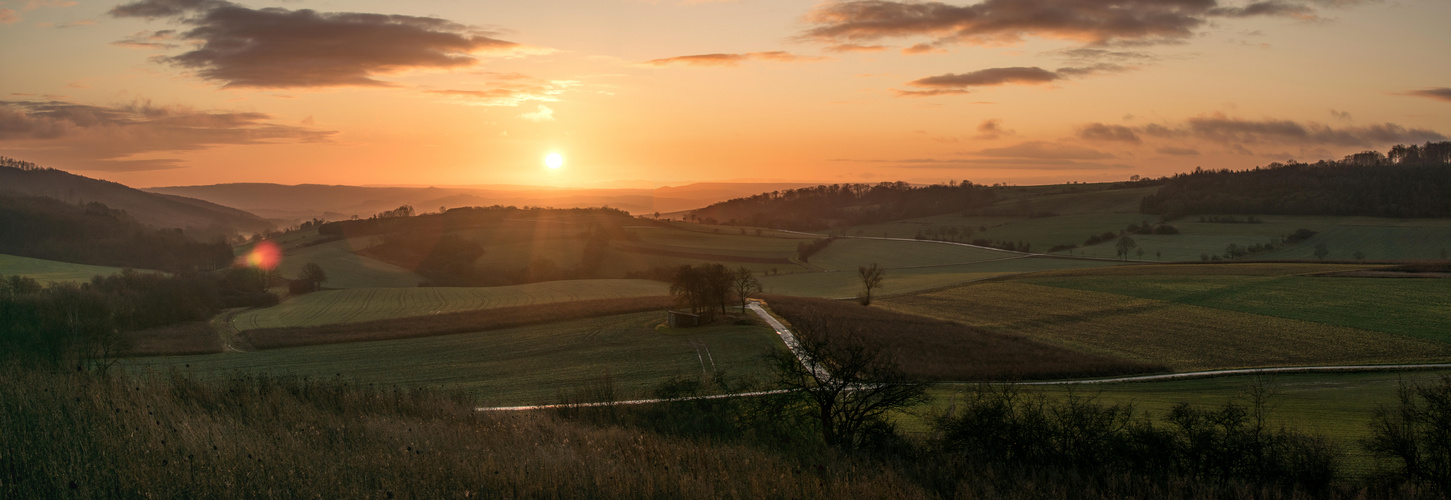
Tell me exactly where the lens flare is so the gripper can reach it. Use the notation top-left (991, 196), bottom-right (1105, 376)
top-left (238, 240), bottom-right (282, 270)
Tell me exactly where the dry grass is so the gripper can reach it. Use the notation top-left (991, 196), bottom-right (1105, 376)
top-left (882, 283), bottom-right (1451, 371)
top-left (120, 322), bottom-right (222, 357)
top-left (241, 296), bottom-right (675, 349)
top-left (0, 367), bottom-right (930, 499)
top-left (761, 295), bottom-right (1165, 381)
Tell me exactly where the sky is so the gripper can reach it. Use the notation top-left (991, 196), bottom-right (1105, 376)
top-left (1, 0), bottom-right (1448, 189)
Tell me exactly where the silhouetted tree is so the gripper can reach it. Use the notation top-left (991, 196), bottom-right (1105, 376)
top-left (731, 267), bottom-right (761, 310)
top-left (857, 263), bottom-right (885, 306)
top-left (1115, 236), bottom-right (1137, 260)
top-left (1364, 376), bottom-right (1451, 496)
top-left (1314, 244), bottom-right (1330, 260)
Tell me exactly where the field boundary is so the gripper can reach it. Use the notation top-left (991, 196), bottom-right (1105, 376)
top-left (1007, 363), bottom-right (1451, 385)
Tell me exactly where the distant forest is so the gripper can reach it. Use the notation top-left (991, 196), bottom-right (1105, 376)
top-left (0, 192), bottom-right (233, 272)
top-left (691, 181), bottom-right (997, 230)
top-left (1141, 141), bottom-right (1451, 219)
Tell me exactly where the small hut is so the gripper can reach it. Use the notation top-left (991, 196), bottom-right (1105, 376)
top-left (666, 310), bottom-right (700, 328)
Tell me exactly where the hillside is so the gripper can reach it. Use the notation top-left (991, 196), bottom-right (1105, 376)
top-left (145, 181), bottom-right (816, 223)
top-left (0, 159), bottom-right (272, 237)
top-left (0, 192), bottom-right (234, 272)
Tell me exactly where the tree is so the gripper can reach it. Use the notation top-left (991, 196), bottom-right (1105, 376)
top-left (1364, 376), bottom-right (1451, 496)
top-left (731, 267), bottom-right (762, 310)
top-left (857, 263), bottom-right (885, 306)
top-left (1353, 250), bottom-right (1366, 261)
top-left (1115, 236), bottom-right (1137, 260)
top-left (1314, 244), bottom-right (1329, 260)
top-left (299, 262), bottom-right (327, 291)
top-left (766, 312), bottom-right (928, 451)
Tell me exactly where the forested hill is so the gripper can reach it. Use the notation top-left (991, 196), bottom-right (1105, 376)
top-left (1141, 141), bottom-right (1451, 219)
top-left (688, 181), bottom-right (997, 230)
top-left (0, 157), bottom-right (273, 238)
top-left (0, 191), bottom-right (233, 272)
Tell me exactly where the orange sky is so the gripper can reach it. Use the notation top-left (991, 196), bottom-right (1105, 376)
top-left (1, 0), bottom-right (1448, 189)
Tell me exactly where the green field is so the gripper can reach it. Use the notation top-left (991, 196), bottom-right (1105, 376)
top-left (232, 279), bottom-right (669, 330)
top-left (0, 254), bottom-right (135, 283)
top-left (129, 310), bottom-right (784, 406)
top-left (761, 256), bottom-right (1123, 298)
top-left (882, 264), bottom-right (1451, 371)
top-left (805, 238), bottom-right (1019, 271)
top-left (911, 370), bottom-right (1451, 475)
top-left (274, 237), bottom-right (427, 288)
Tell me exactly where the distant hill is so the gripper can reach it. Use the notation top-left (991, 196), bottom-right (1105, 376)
top-left (1141, 141), bottom-right (1451, 219)
top-left (144, 182), bottom-right (816, 224)
top-left (0, 191), bottom-right (234, 272)
top-left (688, 181), bottom-right (999, 230)
top-left (0, 159), bottom-right (273, 237)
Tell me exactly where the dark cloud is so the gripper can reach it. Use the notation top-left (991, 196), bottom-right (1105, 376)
top-left (969, 141), bottom-right (1115, 160)
top-left (1156, 146), bottom-right (1200, 156)
top-left (830, 156), bottom-right (1130, 171)
top-left (801, 0), bottom-right (1359, 49)
top-left (0, 99), bottom-right (335, 171)
top-left (109, 0), bottom-right (521, 88)
top-left (1403, 88), bottom-right (1451, 103)
top-left (975, 119), bottom-right (1013, 139)
top-left (1182, 115), bottom-right (1444, 146)
top-left (900, 64), bottom-right (1133, 95)
top-left (642, 51), bottom-right (828, 67)
top-left (902, 43), bottom-right (946, 54)
top-left (1078, 123), bottom-right (1142, 143)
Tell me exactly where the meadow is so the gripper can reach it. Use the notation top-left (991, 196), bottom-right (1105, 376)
top-left (760, 256), bottom-right (1121, 298)
top-left (231, 279), bottom-right (669, 330)
top-left (129, 310), bottom-right (783, 406)
top-left (881, 264), bottom-right (1451, 371)
top-left (0, 253), bottom-right (135, 283)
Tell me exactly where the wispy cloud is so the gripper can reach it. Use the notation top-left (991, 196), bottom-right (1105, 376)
top-left (519, 105), bottom-right (555, 122)
top-left (0, 98), bottom-right (335, 171)
top-left (642, 51), bottom-right (828, 67)
top-left (897, 64), bottom-right (1133, 96)
top-left (1401, 88), bottom-right (1451, 104)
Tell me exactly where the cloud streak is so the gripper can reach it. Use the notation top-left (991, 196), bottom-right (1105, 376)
top-left (1403, 88), bottom-right (1451, 103)
top-left (108, 0), bottom-right (525, 88)
top-left (801, 0), bottom-right (1365, 49)
top-left (642, 51), bottom-right (828, 67)
top-left (898, 64), bottom-right (1132, 95)
top-left (0, 99), bottom-right (335, 171)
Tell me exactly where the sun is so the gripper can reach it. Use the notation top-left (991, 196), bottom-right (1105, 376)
top-left (545, 152), bottom-right (564, 169)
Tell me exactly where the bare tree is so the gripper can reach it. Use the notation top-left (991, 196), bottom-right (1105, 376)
top-left (857, 263), bottom-right (885, 305)
top-left (766, 312), bottom-right (928, 451)
top-left (732, 266), bottom-right (762, 310)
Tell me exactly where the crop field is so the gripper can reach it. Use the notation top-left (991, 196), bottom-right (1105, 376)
top-left (804, 238), bottom-right (1018, 271)
top-left (232, 279), bottom-right (669, 330)
top-left (882, 281), bottom-right (1451, 371)
top-left (912, 370), bottom-right (1451, 475)
top-left (761, 256), bottom-right (1123, 298)
top-left (274, 237), bottom-right (426, 288)
top-left (128, 311), bottom-right (785, 406)
top-left (0, 254), bottom-right (133, 283)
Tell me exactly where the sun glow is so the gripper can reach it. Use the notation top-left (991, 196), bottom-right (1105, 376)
top-left (545, 152), bottom-right (564, 169)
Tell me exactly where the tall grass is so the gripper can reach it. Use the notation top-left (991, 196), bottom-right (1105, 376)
top-left (0, 366), bottom-right (928, 498)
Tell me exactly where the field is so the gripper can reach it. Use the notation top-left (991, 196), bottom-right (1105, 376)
top-left (270, 236), bottom-right (427, 288)
top-left (129, 310), bottom-right (784, 407)
top-left (804, 238), bottom-right (1020, 271)
top-left (0, 253), bottom-right (134, 283)
top-left (760, 256), bottom-right (1122, 298)
top-left (882, 263), bottom-right (1451, 371)
top-left (232, 279), bottom-right (669, 330)
top-left (915, 369), bottom-right (1451, 475)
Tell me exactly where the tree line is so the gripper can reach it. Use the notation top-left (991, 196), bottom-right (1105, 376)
top-left (0, 192), bottom-right (233, 272)
top-left (689, 181), bottom-right (998, 231)
top-left (0, 268), bottom-right (279, 372)
top-left (1141, 141), bottom-right (1451, 219)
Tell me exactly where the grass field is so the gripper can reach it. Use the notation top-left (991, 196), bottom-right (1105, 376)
top-left (882, 265), bottom-right (1451, 371)
top-left (914, 370), bottom-right (1451, 475)
top-left (761, 256), bottom-right (1123, 298)
top-left (129, 310), bottom-right (785, 406)
top-left (232, 279), bottom-right (669, 330)
top-left (274, 237), bottom-right (426, 288)
top-left (805, 238), bottom-right (1018, 271)
top-left (0, 254), bottom-right (134, 283)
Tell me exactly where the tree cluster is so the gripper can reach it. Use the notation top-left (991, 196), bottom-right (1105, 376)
top-left (667, 264), bottom-right (759, 319)
top-left (690, 181), bottom-right (998, 231)
top-left (0, 268), bottom-right (278, 371)
top-left (1141, 142), bottom-right (1451, 219)
top-left (0, 193), bottom-right (233, 272)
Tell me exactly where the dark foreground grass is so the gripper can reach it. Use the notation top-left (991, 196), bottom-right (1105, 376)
top-left (241, 295), bottom-right (674, 349)
top-left (761, 295), bottom-right (1166, 381)
top-left (0, 367), bottom-right (926, 499)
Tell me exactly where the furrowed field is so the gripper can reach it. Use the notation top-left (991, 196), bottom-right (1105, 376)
top-left (882, 263), bottom-right (1451, 371)
top-left (0, 254), bottom-right (135, 284)
top-left (129, 310), bottom-right (784, 406)
top-left (231, 279), bottom-right (668, 330)
top-left (760, 255), bottom-right (1121, 298)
